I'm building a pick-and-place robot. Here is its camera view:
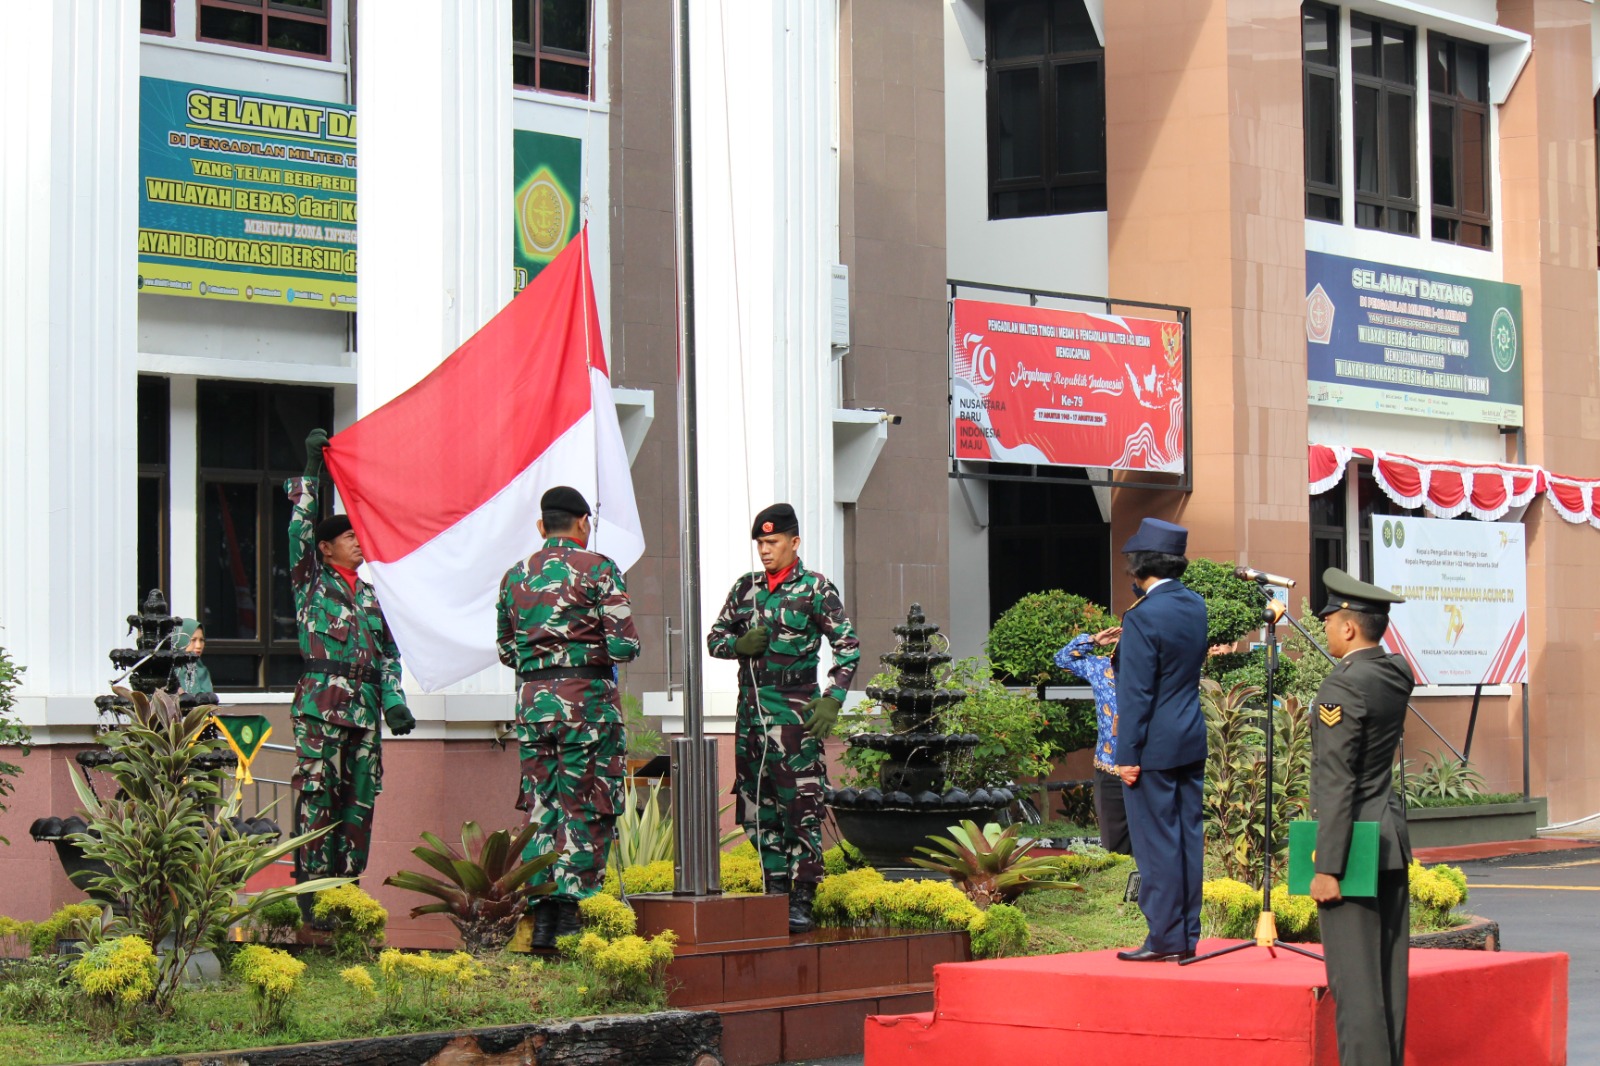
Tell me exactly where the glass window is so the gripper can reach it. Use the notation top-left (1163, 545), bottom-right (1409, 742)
top-left (987, 0), bottom-right (1106, 220)
top-left (197, 0), bottom-right (331, 60)
top-left (1302, 4), bottom-right (1341, 222)
top-left (141, 0), bottom-right (175, 34)
top-left (1351, 15), bottom-right (1418, 237)
top-left (512, 0), bottom-right (594, 99)
top-left (1429, 33), bottom-right (1491, 249)
top-left (197, 381), bottom-right (333, 691)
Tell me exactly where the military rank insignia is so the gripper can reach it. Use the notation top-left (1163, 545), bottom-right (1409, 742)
top-left (1318, 703), bottom-right (1342, 727)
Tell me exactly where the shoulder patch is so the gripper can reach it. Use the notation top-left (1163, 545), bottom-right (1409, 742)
top-left (1318, 703), bottom-right (1342, 727)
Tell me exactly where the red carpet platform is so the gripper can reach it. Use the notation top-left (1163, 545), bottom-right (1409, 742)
top-left (865, 940), bottom-right (1567, 1065)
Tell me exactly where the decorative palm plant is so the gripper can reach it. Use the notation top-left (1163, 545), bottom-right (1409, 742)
top-left (384, 821), bottom-right (559, 954)
top-left (909, 820), bottom-right (1082, 907)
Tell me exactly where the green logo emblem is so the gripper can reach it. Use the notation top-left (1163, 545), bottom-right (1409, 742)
top-left (241, 725), bottom-right (255, 745)
top-left (1394, 522), bottom-right (1406, 548)
top-left (1381, 520), bottom-right (1393, 548)
top-left (1490, 307), bottom-right (1518, 373)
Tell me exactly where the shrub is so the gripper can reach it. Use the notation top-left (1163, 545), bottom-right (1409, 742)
top-left (1410, 861), bottom-right (1468, 929)
top-left (72, 936), bottom-right (157, 1032)
top-left (910, 821), bottom-right (1082, 906)
top-left (313, 884), bottom-right (388, 960)
top-left (0, 960), bottom-right (73, 1023)
top-left (231, 945), bottom-right (305, 1030)
top-left (1201, 878), bottom-right (1260, 940)
top-left (812, 868), bottom-right (981, 931)
top-left (1200, 681), bottom-right (1312, 882)
top-left (968, 903), bottom-right (1029, 959)
top-left (247, 896), bottom-right (303, 946)
top-left (1182, 559), bottom-right (1264, 647)
top-left (605, 843), bottom-right (767, 897)
top-left (578, 893), bottom-right (637, 939)
top-left (986, 590), bottom-right (1117, 687)
top-left (1270, 883), bottom-right (1320, 941)
top-left (719, 842), bottom-right (765, 893)
top-left (70, 687), bottom-right (343, 1012)
top-left (371, 948), bottom-right (487, 1018)
top-left (1398, 752), bottom-right (1486, 805)
top-left (28, 903), bottom-right (100, 956)
top-left (0, 915), bottom-right (36, 958)
top-left (383, 821), bottom-right (556, 954)
top-left (940, 658), bottom-right (1057, 789)
top-left (822, 841), bottom-right (866, 876)
top-left (339, 964), bottom-right (376, 997)
top-left (575, 930), bottom-right (677, 1001)
top-left (0, 642), bottom-right (30, 844)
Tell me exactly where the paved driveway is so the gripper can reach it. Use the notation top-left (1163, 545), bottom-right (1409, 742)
top-left (1456, 845), bottom-right (1600, 1060)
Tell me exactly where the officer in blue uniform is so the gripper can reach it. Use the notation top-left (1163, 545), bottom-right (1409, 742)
top-left (1111, 517), bottom-right (1208, 962)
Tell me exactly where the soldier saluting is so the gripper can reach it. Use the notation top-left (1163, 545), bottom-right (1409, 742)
top-left (708, 503), bottom-right (860, 934)
top-left (1309, 567), bottom-right (1413, 1066)
top-left (498, 486), bottom-right (640, 950)
top-left (287, 429), bottom-right (413, 904)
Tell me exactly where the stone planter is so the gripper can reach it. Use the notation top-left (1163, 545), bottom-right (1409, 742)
top-left (1406, 798), bottom-right (1547, 849)
top-left (1409, 914), bottom-right (1499, 952)
top-left (89, 1010), bottom-right (724, 1066)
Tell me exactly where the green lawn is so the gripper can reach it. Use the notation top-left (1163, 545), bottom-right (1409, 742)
top-left (0, 950), bottom-right (664, 1066)
top-left (1014, 864), bottom-right (1150, 955)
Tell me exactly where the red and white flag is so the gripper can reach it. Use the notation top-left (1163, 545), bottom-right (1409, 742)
top-left (323, 230), bottom-right (644, 690)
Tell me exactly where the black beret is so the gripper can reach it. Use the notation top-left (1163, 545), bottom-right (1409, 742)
top-left (541, 485), bottom-right (591, 517)
top-left (751, 503), bottom-right (799, 539)
top-left (315, 514), bottom-right (352, 543)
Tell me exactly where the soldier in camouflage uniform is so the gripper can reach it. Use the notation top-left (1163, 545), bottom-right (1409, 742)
top-left (498, 486), bottom-right (640, 949)
top-left (288, 429), bottom-right (414, 900)
top-left (707, 502), bottom-right (859, 934)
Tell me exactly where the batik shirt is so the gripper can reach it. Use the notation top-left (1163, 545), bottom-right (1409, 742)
top-left (1055, 634), bottom-right (1119, 774)
top-left (706, 560), bottom-right (860, 704)
top-left (285, 476), bottom-right (406, 730)
top-left (496, 537), bottom-right (641, 725)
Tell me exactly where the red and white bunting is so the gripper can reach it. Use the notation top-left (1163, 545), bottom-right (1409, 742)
top-left (1307, 445), bottom-right (1546, 523)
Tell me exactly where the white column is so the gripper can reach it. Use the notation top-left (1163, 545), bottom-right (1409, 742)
top-left (356, 1), bottom-right (512, 713)
top-left (0, 2), bottom-right (140, 731)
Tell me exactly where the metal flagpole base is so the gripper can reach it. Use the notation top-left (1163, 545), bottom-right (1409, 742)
top-left (1180, 909), bottom-right (1324, 965)
top-left (671, 736), bottom-right (721, 897)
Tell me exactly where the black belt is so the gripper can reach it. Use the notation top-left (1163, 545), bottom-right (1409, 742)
top-left (302, 658), bottom-right (382, 685)
top-left (518, 665), bottom-right (612, 684)
top-left (751, 666), bottom-right (816, 688)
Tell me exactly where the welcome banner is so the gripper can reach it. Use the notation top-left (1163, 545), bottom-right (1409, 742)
top-left (950, 299), bottom-right (1185, 472)
top-left (1370, 516), bottom-right (1528, 686)
top-left (138, 77), bottom-right (358, 311)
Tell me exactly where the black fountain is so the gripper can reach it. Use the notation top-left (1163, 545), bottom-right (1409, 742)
top-left (826, 603), bottom-right (1012, 875)
top-left (29, 590), bottom-right (254, 901)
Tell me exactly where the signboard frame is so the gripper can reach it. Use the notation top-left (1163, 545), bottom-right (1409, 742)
top-left (946, 280), bottom-right (1192, 493)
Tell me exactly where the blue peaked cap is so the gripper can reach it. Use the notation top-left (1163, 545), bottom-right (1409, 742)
top-left (1121, 517), bottom-right (1188, 555)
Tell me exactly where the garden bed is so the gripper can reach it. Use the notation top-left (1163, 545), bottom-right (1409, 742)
top-left (1405, 798), bottom-right (1547, 849)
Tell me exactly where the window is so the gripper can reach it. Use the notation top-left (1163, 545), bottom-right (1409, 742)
top-left (1308, 465), bottom-right (1420, 609)
top-left (197, 381), bottom-right (333, 691)
top-left (137, 376), bottom-right (171, 603)
top-left (141, 0), bottom-right (175, 35)
top-left (513, 0), bottom-right (593, 98)
top-left (1302, 4), bottom-right (1341, 222)
top-left (986, 0), bottom-right (1107, 220)
top-left (1429, 35), bottom-right (1491, 249)
top-left (198, 0), bottom-right (330, 60)
top-left (986, 472), bottom-right (1110, 629)
top-left (1351, 15), bottom-right (1418, 236)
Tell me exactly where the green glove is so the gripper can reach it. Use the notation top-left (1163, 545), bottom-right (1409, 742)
top-left (803, 695), bottom-right (842, 739)
top-left (303, 428), bottom-right (330, 479)
top-left (734, 626), bottom-right (770, 656)
top-left (384, 704), bottom-right (415, 736)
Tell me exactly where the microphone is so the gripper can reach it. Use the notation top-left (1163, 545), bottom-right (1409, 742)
top-left (1234, 566), bottom-right (1297, 588)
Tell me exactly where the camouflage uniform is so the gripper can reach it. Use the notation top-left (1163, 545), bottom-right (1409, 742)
top-left (498, 537), bottom-right (641, 901)
top-left (707, 561), bottom-right (859, 887)
top-left (285, 476), bottom-right (407, 879)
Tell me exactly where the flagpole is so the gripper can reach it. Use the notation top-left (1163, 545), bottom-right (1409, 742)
top-left (671, 0), bottom-right (721, 897)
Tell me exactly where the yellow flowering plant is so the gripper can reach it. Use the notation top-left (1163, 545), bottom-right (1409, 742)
top-left (313, 884), bottom-right (388, 960)
top-left (575, 929), bottom-right (677, 1000)
top-left (71, 935), bottom-right (157, 1033)
top-left (812, 868), bottom-right (982, 931)
top-left (231, 945), bottom-right (305, 1029)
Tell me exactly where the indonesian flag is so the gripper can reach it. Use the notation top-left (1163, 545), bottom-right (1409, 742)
top-left (323, 229), bottom-right (645, 690)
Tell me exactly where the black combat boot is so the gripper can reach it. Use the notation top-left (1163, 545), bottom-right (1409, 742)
top-left (529, 900), bottom-right (559, 950)
top-left (553, 899), bottom-right (582, 940)
top-left (766, 874), bottom-right (791, 897)
top-left (788, 882), bottom-right (816, 935)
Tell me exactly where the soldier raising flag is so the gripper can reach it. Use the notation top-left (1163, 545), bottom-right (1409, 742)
top-left (286, 429), bottom-right (413, 911)
top-left (498, 486), bottom-right (641, 950)
top-left (708, 503), bottom-right (860, 934)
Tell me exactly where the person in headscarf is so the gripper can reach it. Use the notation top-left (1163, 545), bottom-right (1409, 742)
top-left (174, 618), bottom-right (217, 702)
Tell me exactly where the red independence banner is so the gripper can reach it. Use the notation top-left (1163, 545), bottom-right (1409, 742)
top-left (950, 299), bottom-right (1186, 472)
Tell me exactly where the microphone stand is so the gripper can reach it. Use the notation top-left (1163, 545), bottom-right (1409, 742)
top-left (1182, 588), bottom-right (1322, 965)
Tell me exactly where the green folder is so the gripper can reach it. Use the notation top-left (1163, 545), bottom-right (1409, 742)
top-left (1287, 820), bottom-right (1379, 898)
